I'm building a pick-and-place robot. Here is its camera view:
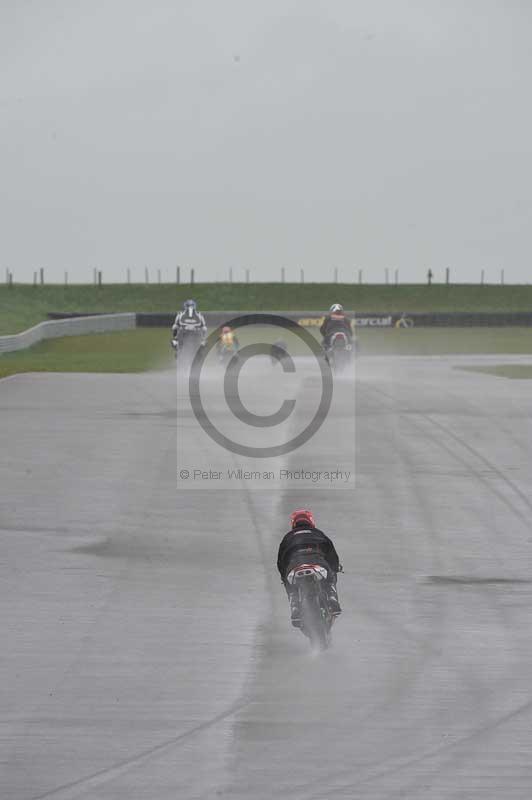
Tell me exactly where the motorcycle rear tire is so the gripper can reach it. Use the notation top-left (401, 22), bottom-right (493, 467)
top-left (301, 592), bottom-right (331, 652)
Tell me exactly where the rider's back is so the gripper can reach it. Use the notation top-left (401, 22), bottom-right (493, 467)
top-left (320, 313), bottom-right (352, 338)
top-left (177, 310), bottom-right (204, 328)
top-left (277, 527), bottom-right (340, 574)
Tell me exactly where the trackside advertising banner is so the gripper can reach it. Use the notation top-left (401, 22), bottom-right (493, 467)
top-left (135, 311), bottom-right (394, 328)
top-left (50, 311), bottom-right (532, 328)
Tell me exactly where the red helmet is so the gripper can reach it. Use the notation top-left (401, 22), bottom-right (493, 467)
top-left (290, 508), bottom-right (316, 529)
top-left (222, 326), bottom-right (231, 334)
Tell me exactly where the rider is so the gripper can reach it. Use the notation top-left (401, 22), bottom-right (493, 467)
top-left (320, 304), bottom-right (353, 351)
top-left (277, 509), bottom-right (342, 627)
top-left (217, 325), bottom-right (239, 356)
top-left (172, 299), bottom-right (207, 352)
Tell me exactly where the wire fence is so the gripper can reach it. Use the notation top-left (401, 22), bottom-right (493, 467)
top-left (1, 267), bottom-right (512, 286)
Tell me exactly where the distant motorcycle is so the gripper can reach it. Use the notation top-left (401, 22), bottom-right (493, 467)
top-left (270, 339), bottom-right (289, 368)
top-left (326, 331), bottom-right (354, 374)
top-left (217, 341), bottom-right (239, 366)
top-left (286, 562), bottom-right (335, 651)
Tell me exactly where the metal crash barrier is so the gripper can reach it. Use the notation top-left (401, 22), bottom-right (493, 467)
top-left (0, 313), bottom-right (136, 355)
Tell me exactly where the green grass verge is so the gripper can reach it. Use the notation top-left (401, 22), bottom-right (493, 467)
top-left (0, 330), bottom-right (171, 379)
top-left (358, 327), bottom-right (532, 356)
top-left (456, 364), bottom-right (532, 379)
top-left (3, 326), bottom-right (532, 381)
top-left (3, 283), bottom-right (532, 335)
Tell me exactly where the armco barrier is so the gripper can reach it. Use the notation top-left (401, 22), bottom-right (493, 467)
top-left (0, 313), bottom-right (136, 354)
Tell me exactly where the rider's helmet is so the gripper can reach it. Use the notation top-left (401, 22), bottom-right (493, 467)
top-left (330, 303), bottom-right (344, 313)
top-left (290, 509), bottom-right (316, 529)
top-left (183, 299), bottom-right (197, 312)
top-left (222, 326), bottom-right (231, 334)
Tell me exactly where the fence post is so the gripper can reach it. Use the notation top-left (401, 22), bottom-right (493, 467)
top-left (8, 271), bottom-right (13, 287)
top-left (40, 268), bottom-right (44, 286)
top-left (427, 268), bottom-right (433, 286)
top-left (190, 268), bottom-right (195, 285)
top-left (176, 266), bottom-right (180, 284)
top-left (445, 267), bottom-right (450, 285)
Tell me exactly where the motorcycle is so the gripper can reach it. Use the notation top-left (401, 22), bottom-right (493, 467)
top-left (270, 339), bottom-right (289, 368)
top-left (326, 331), bottom-right (354, 374)
top-left (172, 329), bottom-right (204, 370)
top-left (287, 563), bottom-right (335, 651)
top-left (217, 339), bottom-right (239, 367)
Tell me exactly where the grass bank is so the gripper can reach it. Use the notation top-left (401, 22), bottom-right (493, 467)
top-left (456, 364), bottom-right (532, 379)
top-left (0, 330), bottom-right (170, 379)
top-left (359, 327), bottom-right (532, 356)
top-left (2, 283), bottom-right (532, 335)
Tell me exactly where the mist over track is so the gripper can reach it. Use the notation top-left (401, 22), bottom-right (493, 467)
top-left (2, 355), bottom-right (532, 798)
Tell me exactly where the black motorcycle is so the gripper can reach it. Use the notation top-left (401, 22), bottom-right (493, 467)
top-left (270, 339), bottom-right (289, 368)
top-left (287, 563), bottom-right (335, 651)
top-left (327, 331), bottom-right (355, 374)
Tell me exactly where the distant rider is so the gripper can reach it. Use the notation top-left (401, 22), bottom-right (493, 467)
top-left (172, 299), bottom-right (207, 353)
top-left (320, 304), bottom-right (353, 352)
top-left (217, 325), bottom-right (240, 356)
top-left (277, 509), bottom-right (342, 627)
top-left (218, 325), bottom-right (240, 350)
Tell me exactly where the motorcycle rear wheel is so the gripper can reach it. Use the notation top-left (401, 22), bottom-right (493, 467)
top-left (301, 592), bottom-right (331, 652)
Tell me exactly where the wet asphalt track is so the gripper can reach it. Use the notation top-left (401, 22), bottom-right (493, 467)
top-left (2, 356), bottom-right (532, 799)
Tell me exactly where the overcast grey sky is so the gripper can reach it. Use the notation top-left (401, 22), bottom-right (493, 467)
top-left (1, 0), bottom-right (531, 283)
